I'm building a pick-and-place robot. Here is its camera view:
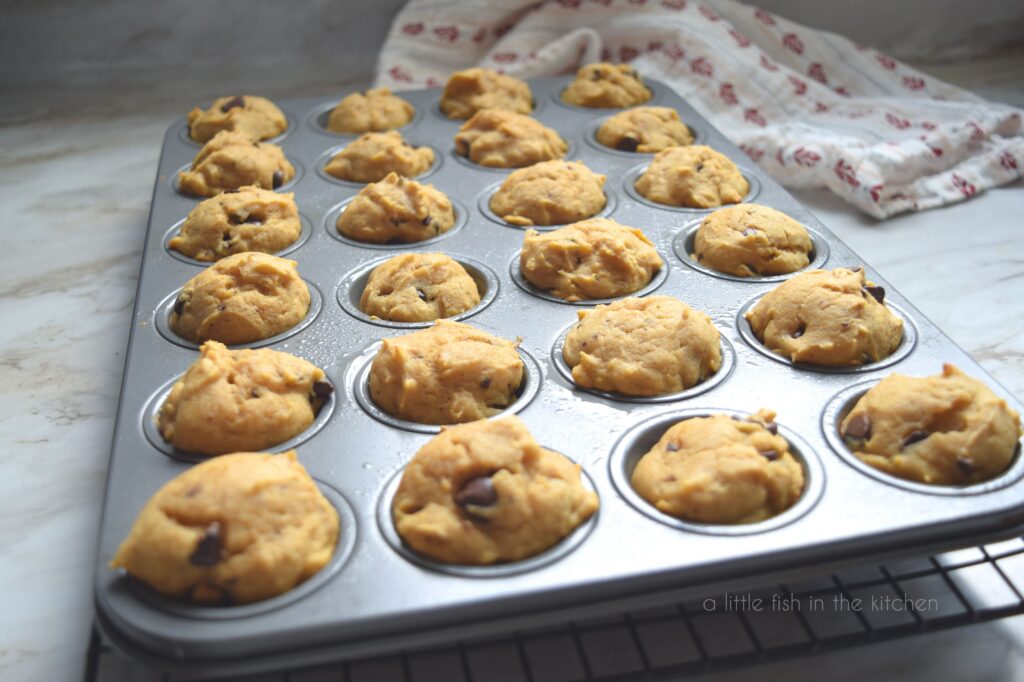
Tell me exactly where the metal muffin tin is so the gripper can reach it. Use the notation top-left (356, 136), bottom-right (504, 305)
top-left (94, 77), bottom-right (1024, 677)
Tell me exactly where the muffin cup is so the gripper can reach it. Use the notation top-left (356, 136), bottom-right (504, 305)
top-left (622, 162), bottom-right (760, 213)
top-left (323, 197), bottom-right (468, 250)
top-left (162, 212), bottom-right (314, 267)
top-left (477, 180), bottom-right (619, 232)
top-left (509, 251), bottom-right (669, 306)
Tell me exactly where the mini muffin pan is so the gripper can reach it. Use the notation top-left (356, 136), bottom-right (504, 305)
top-left (95, 77), bottom-right (1024, 677)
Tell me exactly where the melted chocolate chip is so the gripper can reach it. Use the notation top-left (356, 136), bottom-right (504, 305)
top-left (763, 421), bottom-right (779, 436)
top-left (455, 476), bottom-right (497, 507)
top-left (849, 266), bottom-right (862, 273)
top-left (221, 232), bottom-right (231, 242)
top-left (189, 522), bottom-right (222, 566)
top-left (312, 379), bottom-right (334, 399)
top-left (792, 323), bottom-right (806, 339)
top-left (863, 285), bottom-right (886, 304)
top-left (760, 449), bottom-right (780, 461)
top-left (666, 442), bottom-right (680, 452)
top-left (272, 170), bottom-right (284, 189)
top-left (480, 377), bottom-right (492, 389)
top-left (695, 163), bottom-right (705, 172)
top-left (220, 96), bottom-right (245, 112)
top-left (422, 214), bottom-right (432, 226)
top-left (843, 414), bottom-right (872, 441)
top-left (591, 70), bottom-right (603, 81)
top-left (415, 287), bottom-right (428, 301)
top-left (956, 457), bottom-right (974, 474)
top-left (616, 136), bottom-right (640, 152)
top-left (173, 295), bottom-right (187, 316)
top-left (901, 430), bottom-right (930, 448)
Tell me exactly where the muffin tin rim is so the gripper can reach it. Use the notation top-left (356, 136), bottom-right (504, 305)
top-left (821, 379), bottom-right (1024, 497)
top-left (608, 408), bottom-right (826, 536)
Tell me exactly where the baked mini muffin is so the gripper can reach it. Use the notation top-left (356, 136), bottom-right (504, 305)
top-left (360, 253), bottom-right (480, 322)
top-left (745, 267), bottom-right (903, 366)
top-left (454, 108), bottom-right (567, 168)
top-left (693, 204), bottom-right (813, 277)
top-left (563, 296), bottom-right (721, 396)
top-left (440, 67), bottom-right (533, 120)
top-left (632, 410), bottom-right (804, 524)
top-left (841, 364), bottom-right (1022, 485)
top-left (520, 218), bottom-right (663, 301)
top-left (187, 95), bottom-right (287, 144)
top-left (490, 160), bottom-right (606, 227)
top-left (369, 320), bottom-right (523, 425)
top-left (596, 106), bottom-right (693, 152)
top-left (178, 130), bottom-right (295, 197)
top-left (327, 87), bottom-right (415, 133)
top-left (323, 131), bottom-right (434, 184)
top-left (158, 341), bottom-right (332, 456)
top-left (111, 450), bottom-right (338, 605)
top-left (170, 252), bottom-right (310, 345)
top-left (635, 145), bottom-right (748, 208)
top-left (561, 62), bottom-right (652, 108)
top-left (168, 186), bottom-right (302, 262)
top-left (392, 416), bottom-right (598, 565)
top-left (336, 172), bottom-right (455, 244)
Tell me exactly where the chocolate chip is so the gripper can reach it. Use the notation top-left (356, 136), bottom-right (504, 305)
top-left (189, 522), bottom-right (222, 566)
top-left (220, 96), bottom-right (245, 112)
top-left (272, 170), bottom-right (284, 189)
top-left (763, 421), bottom-right (778, 436)
top-left (480, 377), bottom-right (492, 388)
top-left (455, 476), bottom-right (497, 507)
top-left (221, 188), bottom-right (241, 194)
top-left (173, 295), bottom-right (187, 316)
top-left (849, 266), bottom-right (862, 273)
top-left (666, 442), bottom-right (680, 452)
top-left (956, 457), bottom-right (974, 475)
top-left (843, 414), bottom-right (871, 440)
top-left (616, 136), bottom-right (640, 152)
top-left (591, 70), bottom-right (603, 81)
top-left (695, 163), bottom-right (705, 172)
top-left (221, 232), bottom-right (231, 242)
top-left (863, 285), bottom-right (885, 303)
top-left (422, 214), bottom-right (432, 226)
top-left (312, 379), bottom-right (334, 399)
top-left (456, 139), bottom-right (469, 155)
top-left (792, 323), bottom-right (806, 339)
top-left (415, 288), bottom-right (427, 301)
top-left (901, 430), bottom-right (930, 448)
top-left (760, 449), bottom-right (780, 461)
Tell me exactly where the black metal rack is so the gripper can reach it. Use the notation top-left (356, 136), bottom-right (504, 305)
top-left (87, 536), bottom-right (1024, 681)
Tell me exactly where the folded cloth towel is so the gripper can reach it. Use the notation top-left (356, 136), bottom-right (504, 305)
top-left (375, 0), bottom-right (1022, 219)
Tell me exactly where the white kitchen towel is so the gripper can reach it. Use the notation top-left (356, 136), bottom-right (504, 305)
top-left (374, 0), bottom-right (1023, 219)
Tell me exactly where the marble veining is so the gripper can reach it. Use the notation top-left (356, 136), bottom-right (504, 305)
top-left (0, 62), bottom-right (1021, 682)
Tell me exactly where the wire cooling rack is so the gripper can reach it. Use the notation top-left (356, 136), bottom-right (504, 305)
top-left (87, 535), bottom-right (1024, 681)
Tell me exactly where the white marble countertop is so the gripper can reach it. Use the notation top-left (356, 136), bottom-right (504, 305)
top-left (0, 59), bottom-right (1022, 681)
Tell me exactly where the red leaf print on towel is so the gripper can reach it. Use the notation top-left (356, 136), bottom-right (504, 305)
top-left (875, 53), bottom-right (896, 70)
top-left (869, 184), bottom-right (883, 202)
top-left (425, 77), bottom-right (440, 88)
top-left (902, 76), bottom-right (926, 91)
top-left (590, 0), bottom-right (613, 5)
top-left (434, 26), bottom-right (459, 42)
top-left (493, 52), bottom-right (518, 63)
top-left (952, 174), bottom-right (976, 197)
top-left (834, 159), bottom-right (860, 188)
top-left (662, 0), bottom-right (686, 10)
top-left (744, 108), bottom-right (767, 127)
top-left (885, 113), bottom-right (911, 130)
top-left (388, 66), bottom-right (413, 83)
top-left (630, 0), bottom-right (648, 4)
top-left (647, 40), bottom-right (663, 52)
top-left (739, 144), bottom-right (764, 162)
top-left (760, 55), bottom-right (779, 71)
top-left (775, 149), bottom-right (785, 166)
top-left (494, 23), bottom-right (513, 38)
top-left (788, 76), bottom-right (807, 95)
top-left (783, 33), bottom-right (804, 55)
top-left (699, 5), bottom-right (720, 21)
top-left (558, 0), bottom-right (582, 7)
top-left (1000, 151), bottom-right (1018, 171)
top-left (472, 28), bottom-right (487, 44)
top-left (921, 121), bottom-right (937, 131)
top-left (834, 86), bottom-right (850, 97)
top-left (754, 8), bottom-right (775, 25)
top-left (967, 122), bottom-right (985, 140)
top-left (814, 101), bottom-right (830, 113)
top-left (719, 83), bottom-right (738, 106)
top-left (664, 44), bottom-right (685, 61)
top-left (729, 29), bottom-right (751, 47)
top-left (920, 136), bottom-right (944, 157)
top-left (620, 45), bottom-right (639, 62)
top-left (691, 58), bottom-right (713, 77)
top-left (808, 63), bottom-right (827, 84)
top-left (402, 22), bottom-right (424, 36)
top-left (601, 47), bottom-right (612, 60)
top-left (793, 147), bottom-right (821, 167)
